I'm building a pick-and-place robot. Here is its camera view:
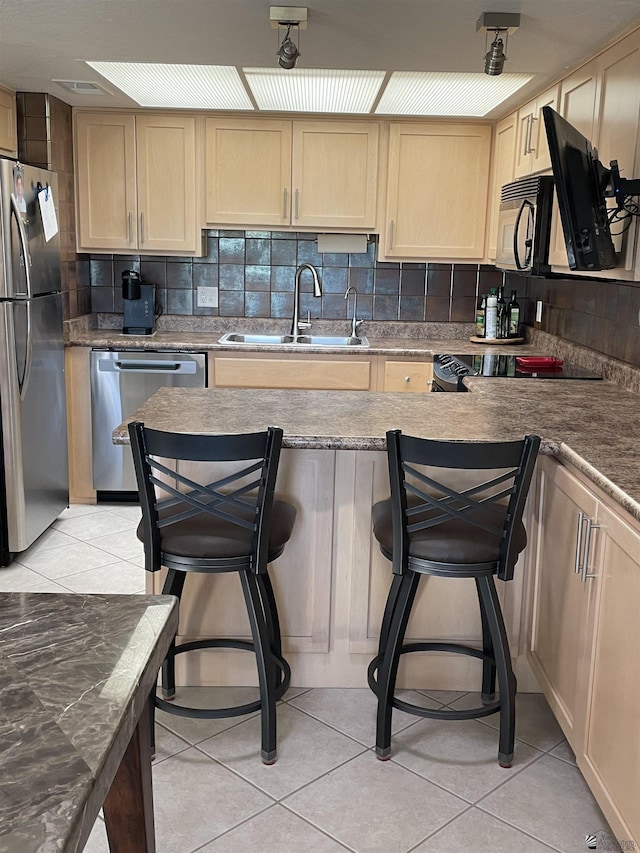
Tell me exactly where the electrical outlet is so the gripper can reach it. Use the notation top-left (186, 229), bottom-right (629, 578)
top-left (197, 286), bottom-right (218, 308)
top-left (535, 300), bottom-right (543, 322)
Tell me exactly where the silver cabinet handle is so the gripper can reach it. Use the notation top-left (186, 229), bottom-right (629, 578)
top-left (524, 115), bottom-right (532, 156)
top-left (580, 518), bottom-right (599, 582)
top-left (283, 188), bottom-right (288, 220)
top-left (528, 116), bottom-right (538, 154)
top-left (575, 511), bottom-right (585, 573)
top-left (128, 212), bottom-right (133, 243)
top-left (139, 212), bottom-right (145, 244)
top-left (389, 219), bottom-right (395, 250)
top-left (294, 188), bottom-right (299, 220)
top-left (404, 376), bottom-right (411, 383)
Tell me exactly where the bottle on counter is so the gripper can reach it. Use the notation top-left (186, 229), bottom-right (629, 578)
top-left (485, 293), bottom-right (498, 339)
top-left (508, 290), bottom-right (521, 338)
top-left (475, 294), bottom-right (486, 337)
top-left (497, 286), bottom-right (507, 339)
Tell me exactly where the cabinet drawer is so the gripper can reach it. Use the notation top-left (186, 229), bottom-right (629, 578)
top-left (213, 357), bottom-right (372, 390)
top-left (383, 361), bottom-right (433, 392)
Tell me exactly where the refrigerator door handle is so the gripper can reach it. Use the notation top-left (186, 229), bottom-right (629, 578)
top-left (18, 300), bottom-right (33, 401)
top-left (10, 193), bottom-right (32, 298)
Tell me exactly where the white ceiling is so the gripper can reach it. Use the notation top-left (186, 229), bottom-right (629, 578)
top-left (1, 0), bottom-right (640, 119)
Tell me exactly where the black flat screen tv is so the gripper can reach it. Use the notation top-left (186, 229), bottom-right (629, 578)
top-left (542, 106), bottom-right (616, 271)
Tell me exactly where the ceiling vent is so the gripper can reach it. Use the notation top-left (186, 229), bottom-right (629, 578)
top-left (53, 80), bottom-right (112, 95)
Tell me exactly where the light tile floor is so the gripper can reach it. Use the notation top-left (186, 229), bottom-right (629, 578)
top-left (1, 504), bottom-right (615, 853)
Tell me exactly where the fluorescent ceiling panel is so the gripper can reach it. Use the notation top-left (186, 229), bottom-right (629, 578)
top-left (86, 62), bottom-right (254, 110)
top-left (243, 68), bottom-right (385, 113)
top-left (376, 71), bottom-right (534, 117)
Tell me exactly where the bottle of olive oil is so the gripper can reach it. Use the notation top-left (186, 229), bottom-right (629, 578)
top-left (497, 286), bottom-right (508, 338)
top-left (508, 290), bottom-right (521, 338)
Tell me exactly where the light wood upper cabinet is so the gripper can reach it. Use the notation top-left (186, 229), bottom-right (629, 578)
top-left (291, 121), bottom-right (379, 228)
top-left (513, 85), bottom-right (559, 179)
top-left (381, 122), bottom-right (492, 261)
top-left (205, 117), bottom-right (379, 229)
top-left (486, 112), bottom-right (517, 262)
top-left (134, 115), bottom-right (197, 253)
top-left (205, 117), bottom-right (292, 226)
top-left (549, 30), bottom-right (640, 274)
top-left (0, 87), bottom-right (17, 156)
top-left (75, 111), bottom-right (198, 254)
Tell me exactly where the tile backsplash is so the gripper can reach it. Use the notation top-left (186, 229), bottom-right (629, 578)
top-left (88, 231), bottom-right (504, 324)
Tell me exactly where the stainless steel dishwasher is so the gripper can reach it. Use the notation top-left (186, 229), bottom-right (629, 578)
top-left (90, 350), bottom-right (207, 494)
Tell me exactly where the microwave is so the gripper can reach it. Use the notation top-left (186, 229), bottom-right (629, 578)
top-left (495, 175), bottom-right (554, 276)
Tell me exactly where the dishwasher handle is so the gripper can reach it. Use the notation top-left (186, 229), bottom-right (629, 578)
top-left (98, 359), bottom-right (199, 374)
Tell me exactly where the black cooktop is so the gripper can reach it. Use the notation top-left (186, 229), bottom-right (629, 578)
top-left (434, 353), bottom-right (603, 384)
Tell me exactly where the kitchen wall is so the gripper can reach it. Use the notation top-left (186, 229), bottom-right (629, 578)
top-left (88, 232), bottom-right (504, 323)
top-left (506, 273), bottom-right (640, 368)
top-left (16, 93), bottom-right (90, 320)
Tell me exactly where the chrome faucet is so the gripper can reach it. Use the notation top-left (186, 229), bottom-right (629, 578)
top-left (291, 263), bottom-right (322, 337)
top-left (344, 286), bottom-right (362, 338)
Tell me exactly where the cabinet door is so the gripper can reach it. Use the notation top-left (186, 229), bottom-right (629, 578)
top-left (292, 121), bottom-right (379, 228)
top-left (594, 31), bottom-right (640, 271)
top-left (384, 122), bottom-right (491, 260)
top-left (135, 115), bottom-right (197, 253)
top-left (382, 360), bottom-right (433, 392)
top-left (212, 355), bottom-right (372, 390)
top-left (580, 503), bottom-right (640, 848)
top-left (75, 112), bottom-right (138, 252)
top-left (486, 112), bottom-right (517, 261)
top-left (205, 117), bottom-right (292, 226)
top-left (0, 87), bottom-right (17, 155)
top-left (529, 85), bottom-right (559, 174)
top-left (528, 456), bottom-right (598, 747)
top-left (548, 62), bottom-right (599, 266)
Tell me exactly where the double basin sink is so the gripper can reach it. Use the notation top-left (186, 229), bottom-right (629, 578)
top-left (218, 333), bottom-right (370, 348)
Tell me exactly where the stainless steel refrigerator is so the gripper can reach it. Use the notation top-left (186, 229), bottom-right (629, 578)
top-left (0, 157), bottom-right (68, 567)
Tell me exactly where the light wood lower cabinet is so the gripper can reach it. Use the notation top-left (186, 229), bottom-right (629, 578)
top-left (528, 455), bottom-right (640, 848)
top-left (382, 359), bottom-right (433, 392)
top-left (211, 353), bottom-right (373, 390)
top-left (209, 351), bottom-right (433, 392)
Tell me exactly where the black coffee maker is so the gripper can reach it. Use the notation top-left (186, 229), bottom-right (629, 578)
top-left (122, 270), bottom-right (156, 335)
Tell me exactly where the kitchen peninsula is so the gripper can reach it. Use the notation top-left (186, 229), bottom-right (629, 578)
top-left (115, 378), bottom-right (640, 848)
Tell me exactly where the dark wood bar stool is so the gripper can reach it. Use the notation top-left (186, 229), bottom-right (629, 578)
top-left (368, 430), bottom-right (540, 767)
top-left (129, 422), bottom-right (296, 765)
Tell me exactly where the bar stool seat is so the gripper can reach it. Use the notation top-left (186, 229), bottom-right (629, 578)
top-left (368, 430), bottom-right (540, 768)
top-left (129, 421), bottom-right (296, 765)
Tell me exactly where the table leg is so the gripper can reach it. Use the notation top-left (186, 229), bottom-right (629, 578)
top-left (103, 707), bottom-right (156, 853)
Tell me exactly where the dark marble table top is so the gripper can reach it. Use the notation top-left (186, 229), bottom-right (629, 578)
top-left (0, 593), bottom-right (178, 853)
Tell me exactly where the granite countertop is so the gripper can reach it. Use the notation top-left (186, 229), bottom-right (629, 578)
top-left (113, 382), bottom-right (640, 523)
top-left (0, 593), bottom-right (178, 852)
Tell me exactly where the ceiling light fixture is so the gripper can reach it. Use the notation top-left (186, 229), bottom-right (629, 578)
top-left (270, 6), bottom-right (307, 70)
top-left (476, 12), bottom-right (520, 77)
top-left (278, 24), bottom-right (301, 69)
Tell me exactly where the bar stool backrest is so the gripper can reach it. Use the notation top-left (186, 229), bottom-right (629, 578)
top-left (386, 431), bottom-right (541, 581)
top-left (128, 422), bottom-right (284, 574)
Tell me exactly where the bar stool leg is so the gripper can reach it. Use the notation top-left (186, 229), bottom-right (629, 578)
top-left (377, 574), bottom-right (404, 657)
top-left (258, 572), bottom-right (283, 688)
top-left (476, 577), bottom-right (497, 704)
top-left (241, 571), bottom-right (278, 765)
top-left (375, 571), bottom-right (420, 759)
top-left (160, 569), bottom-right (186, 701)
top-left (477, 575), bottom-right (516, 767)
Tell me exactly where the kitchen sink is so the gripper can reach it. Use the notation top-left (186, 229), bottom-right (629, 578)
top-left (218, 333), bottom-right (369, 348)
